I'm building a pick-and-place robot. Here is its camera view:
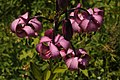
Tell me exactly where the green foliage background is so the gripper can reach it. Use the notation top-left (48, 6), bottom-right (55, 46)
top-left (0, 0), bottom-right (120, 80)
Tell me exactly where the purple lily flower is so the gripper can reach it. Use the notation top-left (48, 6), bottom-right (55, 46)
top-left (11, 12), bottom-right (42, 38)
top-left (77, 48), bottom-right (91, 69)
top-left (69, 3), bottom-right (103, 33)
top-left (62, 48), bottom-right (90, 70)
top-left (79, 8), bottom-right (104, 32)
top-left (36, 36), bottom-right (60, 59)
top-left (36, 29), bottom-right (71, 59)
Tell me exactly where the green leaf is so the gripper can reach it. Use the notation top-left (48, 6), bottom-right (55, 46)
top-left (30, 62), bottom-right (42, 80)
top-left (19, 50), bottom-right (34, 60)
top-left (53, 67), bottom-right (67, 73)
top-left (43, 69), bottom-right (51, 80)
top-left (81, 70), bottom-right (89, 77)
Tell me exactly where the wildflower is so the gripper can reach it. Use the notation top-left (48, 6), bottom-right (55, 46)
top-left (79, 8), bottom-right (104, 32)
top-left (62, 48), bottom-right (90, 70)
top-left (70, 3), bottom-right (104, 33)
top-left (11, 12), bottom-right (42, 38)
top-left (36, 29), bottom-right (70, 59)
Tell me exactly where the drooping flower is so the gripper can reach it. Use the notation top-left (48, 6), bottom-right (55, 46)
top-left (11, 12), bottom-right (42, 38)
top-left (36, 29), bottom-right (70, 59)
top-left (62, 48), bottom-right (90, 70)
top-left (36, 36), bottom-right (60, 59)
top-left (79, 8), bottom-right (104, 32)
top-left (69, 3), bottom-right (104, 33)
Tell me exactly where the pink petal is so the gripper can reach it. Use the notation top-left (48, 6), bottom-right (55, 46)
top-left (60, 50), bottom-right (66, 58)
top-left (22, 26), bottom-right (35, 37)
top-left (59, 38), bottom-right (70, 50)
top-left (76, 3), bottom-right (81, 8)
top-left (66, 57), bottom-right (78, 70)
top-left (28, 18), bottom-right (42, 31)
top-left (55, 34), bottom-right (70, 50)
top-left (20, 12), bottom-right (29, 20)
top-left (80, 19), bottom-right (89, 31)
top-left (93, 15), bottom-right (103, 25)
top-left (11, 19), bottom-right (20, 33)
top-left (40, 36), bottom-right (52, 43)
top-left (49, 43), bottom-right (60, 57)
top-left (70, 12), bottom-right (74, 16)
top-left (16, 30), bottom-right (26, 38)
top-left (36, 43), bottom-right (51, 59)
top-left (87, 20), bottom-right (98, 32)
top-left (54, 34), bottom-right (61, 43)
top-left (77, 48), bottom-right (87, 55)
top-left (36, 43), bottom-right (42, 53)
top-left (94, 8), bottom-right (104, 16)
top-left (87, 8), bottom-right (93, 14)
top-left (67, 48), bottom-right (74, 55)
top-left (70, 19), bottom-right (81, 32)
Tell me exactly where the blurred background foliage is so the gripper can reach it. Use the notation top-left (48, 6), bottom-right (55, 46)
top-left (0, 0), bottom-right (120, 80)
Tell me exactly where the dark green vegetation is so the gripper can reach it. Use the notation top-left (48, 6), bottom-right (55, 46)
top-left (0, 0), bottom-right (120, 80)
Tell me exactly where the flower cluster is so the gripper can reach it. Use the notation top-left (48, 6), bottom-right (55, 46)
top-left (10, 2), bottom-right (104, 71)
top-left (36, 29), bottom-right (90, 70)
top-left (11, 12), bottom-right (42, 38)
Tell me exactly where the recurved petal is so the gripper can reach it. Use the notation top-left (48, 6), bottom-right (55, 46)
top-left (87, 21), bottom-right (98, 32)
top-left (40, 36), bottom-right (52, 43)
top-left (66, 57), bottom-right (78, 70)
top-left (94, 8), bottom-right (104, 16)
top-left (11, 19), bottom-right (20, 33)
top-left (87, 8), bottom-right (93, 14)
top-left (76, 3), bottom-right (81, 8)
top-left (93, 14), bottom-right (103, 25)
top-left (20, 12), bottom-right (29, 20)
top-left (60, 50), bottom-right (66, 58)
top-left (16, 29), bottom-right (26, 38)
top-left (22, 26), bottom-right (35, 37)
top-left (80, 19), bottom-right (89, 31)
top-left (49, 43), bottom-right (60, 57)
top-left (36, 43), bottom-right (51, 59)
top-left (70, 19), bottom-right (81, 32)
top-left (54, 34), bottom-right (61, 43)
top-left (39, 52), bottom-right (51, 59)
top-left (77, 48), bottom-right (87, 55)
top-left (59, 38), bottom-right (70, 50)
top-left (67, 48), bottom-right (74, 55)
top-left (28, 18), bottom-right (42, 31)
top-left (36, 43), bottom-right (42, 53)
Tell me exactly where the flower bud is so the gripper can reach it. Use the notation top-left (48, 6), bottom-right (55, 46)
top-left (62, 19), bottom-right (73, 40)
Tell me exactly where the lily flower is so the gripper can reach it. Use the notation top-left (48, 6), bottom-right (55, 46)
top-left (36, 29), bottom-right (70, 59)
top-left (62, 48), bottom-right (90, 70)
top-left (69, 3), bottom-right (104, 33)
top-left (11, 12), bottom-right (42, 38)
